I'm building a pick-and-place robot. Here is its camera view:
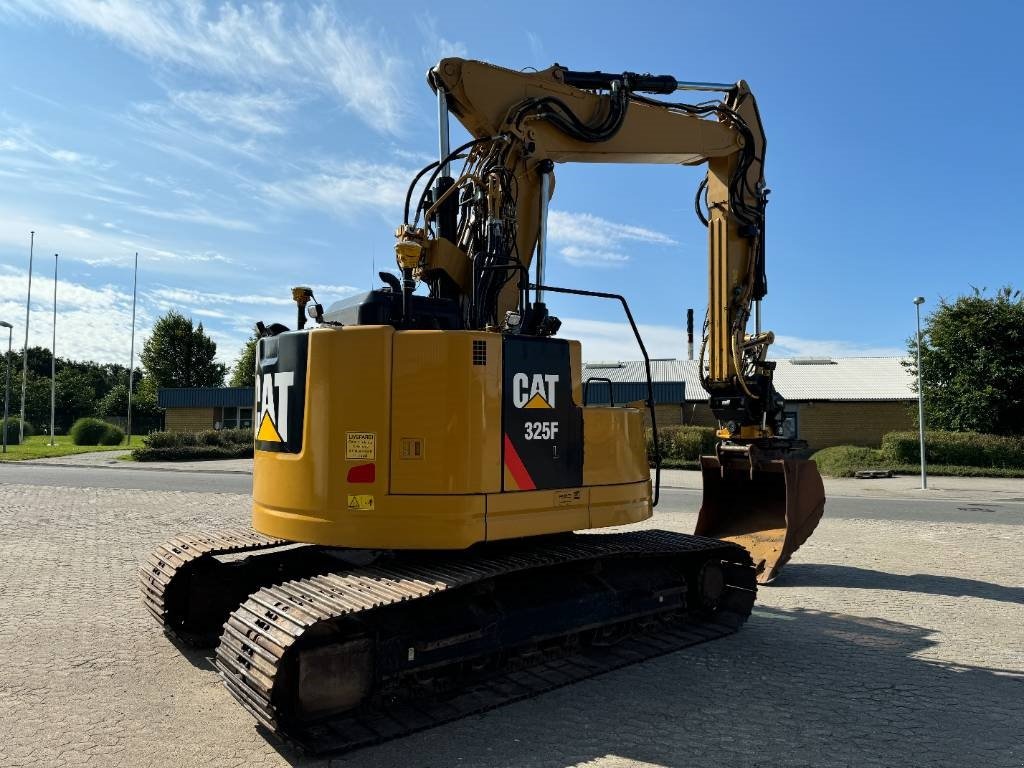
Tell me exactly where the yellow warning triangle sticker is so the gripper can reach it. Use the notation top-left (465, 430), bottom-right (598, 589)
top-left (523, 392), bottom-right (552, 409)
top-left (256, 411), bottom-right (283, 442)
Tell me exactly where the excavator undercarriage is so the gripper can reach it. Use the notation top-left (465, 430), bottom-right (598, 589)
top-left (142, 530), bottom-right (755, 753)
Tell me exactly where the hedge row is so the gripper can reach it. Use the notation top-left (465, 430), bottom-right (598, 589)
top-left (646, 425), bottom-right (717, 464)
top-left (810, 445), bottom-right (1024, 478)
top-left (133, 428), bottom-right (253, 462)
top-left (132, 445), bottom-right (254, 462)
top-left (881, 431), bottom-right (1024, 468)
top-left (69, 417), bottom-right (124, 446)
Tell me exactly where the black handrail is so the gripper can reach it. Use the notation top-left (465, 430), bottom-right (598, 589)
top-left (583, 376), bottom-right (615, 406)
top-left (530, 283), bottom-right (660, 508)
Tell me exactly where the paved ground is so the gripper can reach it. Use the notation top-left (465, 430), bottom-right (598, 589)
top-left (0, 477), bottom-right (1021, 767)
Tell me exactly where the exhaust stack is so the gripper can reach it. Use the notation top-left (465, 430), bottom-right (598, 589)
top-left (686, 308), bottom-right (694, 360)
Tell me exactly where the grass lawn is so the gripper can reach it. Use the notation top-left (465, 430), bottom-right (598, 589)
top-left (0, 435), bottom-right (129, 462)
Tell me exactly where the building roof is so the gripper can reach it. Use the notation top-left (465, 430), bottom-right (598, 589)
top-left (581, 357), bottom-right (914, 402)
top-left (157, 387), bottom-right (253, 408)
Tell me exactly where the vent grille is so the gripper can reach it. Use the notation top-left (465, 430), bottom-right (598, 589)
top-left (472, 340), bottom-right (487, 366)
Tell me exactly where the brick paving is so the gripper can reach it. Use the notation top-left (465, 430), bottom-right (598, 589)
top-left (0, 482), bottom-right (1021, 768)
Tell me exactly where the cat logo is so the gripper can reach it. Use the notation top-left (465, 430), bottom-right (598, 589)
top-left (512, 372), bottom-right (558, 409)
top-left (255, 371), bottom-right (294, 443)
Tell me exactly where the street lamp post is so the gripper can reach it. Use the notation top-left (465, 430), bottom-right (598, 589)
top-left (1, 320), bottom-right (13, 454)
top-left (913, 296), bottom-right (927, 490)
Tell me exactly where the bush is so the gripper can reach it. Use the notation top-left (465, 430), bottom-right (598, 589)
top-left (99, 424), bottom-right (125, 445)
top-left (1, 417), bottom-right (33, 446)
top-left (69, 417), bottom-right (125, 446)
top-left (133, 428), bottom-right (253, 461)
top-left (880, 431), bottom-right (1024, 468)
top-left (70, 417), bottom-right (113, 446)
top-left (810, 446), bottom-right (886, 477)
top-left (646, 425), bottom-right (717, 464)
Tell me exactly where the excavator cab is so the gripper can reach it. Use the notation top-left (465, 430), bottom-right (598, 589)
top-left (695, 447), bottom-right (825, 584)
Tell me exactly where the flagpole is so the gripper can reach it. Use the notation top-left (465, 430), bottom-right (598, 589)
top-left (49, 253), bottom-right (57, 446)
top-left (20, 231), bottom-right (34, 443)
top-left (127, 252), bottom-right (138, 445)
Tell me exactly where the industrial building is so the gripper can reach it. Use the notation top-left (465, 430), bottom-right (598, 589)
top-left (157, 387), bottom-right (254, 433)
top-left (581, 356), bottom-right (915, 449)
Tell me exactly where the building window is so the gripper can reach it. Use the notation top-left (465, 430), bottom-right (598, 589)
top-left (215, 406), bottom-right (253, 429)
top-left (781, 411), bottom-right (799, 440)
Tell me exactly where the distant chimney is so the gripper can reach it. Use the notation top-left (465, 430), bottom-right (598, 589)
top-left (686, 308), bottom-right (694, 360)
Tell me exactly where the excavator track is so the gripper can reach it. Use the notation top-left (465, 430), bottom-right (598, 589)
top-left (214, 529), bottom-right (756, 754)
top-left (140, 529), bottom-right (352, 646)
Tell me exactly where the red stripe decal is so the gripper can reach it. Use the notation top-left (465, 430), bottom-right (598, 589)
top-left (503, 434), bottom-right (536, 491)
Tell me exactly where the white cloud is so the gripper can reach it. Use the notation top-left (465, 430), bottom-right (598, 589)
top-left (0, 124), bottom-right (103, 168)
top-left (310, 283), bottom-right (360, 299)
top-left (0, 212), bottom-right (234, 271)
top-left (168, 89), bottom-right (295, 135)
top-left (559, 245), bottom-right (629, 267)
top-left (417, 14), bottom-right (468, 62)
top-left (559, 317), bottom-right (687, 362)
top-left (147, 286), bottom-right (295, 309)
top-left (3, 1), bottom-right (410, 134)
top-left (0, 271), bottom-right (149, 365)
top-left (526, 31), bottom-right (547, 66)
top-left (48, 149), bottom-right (85, 164)
top-left (548, 210), bottom-right (677, 266)
top-left (126, 203), bottom-right (259, 233)
top-left (261, 160), bottom-right (412, 218)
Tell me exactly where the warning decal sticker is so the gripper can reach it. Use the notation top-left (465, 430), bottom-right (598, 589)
top-left (346, 432), bottom-right (376, 461)
top-left (347, 494), bottom-right (375, 511)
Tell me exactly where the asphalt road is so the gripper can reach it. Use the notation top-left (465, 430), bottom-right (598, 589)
top-left (0, 462), bottom-right (252, 494)
top-left (1, 461), bottom-right (1021, 526)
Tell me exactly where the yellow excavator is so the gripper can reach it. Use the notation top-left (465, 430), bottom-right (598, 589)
top-left (141, 58), bottom-right (824, 753)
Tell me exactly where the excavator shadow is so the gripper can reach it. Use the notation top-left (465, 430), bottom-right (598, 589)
top-left (772, 563), bottom-right (1024, 605)
top-left (164, 632), bottom-right (218, 671)
top-left (263, 605), bottom-right (1024, 767)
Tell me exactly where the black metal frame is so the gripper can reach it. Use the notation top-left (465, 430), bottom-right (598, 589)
top-left (530, 283), bottom-right (660, 507)
top-left (583, 376), bottom-right (615, 406)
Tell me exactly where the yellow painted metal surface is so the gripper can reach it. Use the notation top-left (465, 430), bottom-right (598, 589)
top-left (252, 325), bottom-right (485, 548)
top-left (589, 480), bottom-right (652, 529)
top-left (253, 324), bottom-right (653, 550)
top-left (582, 406), bottom-right (649, 487)
top-left (568, 339), bottom-right (582, 405)
top-left (485, 486), bottom-right (590, 541)
top-left (390, 331), bottom-right (501, 494)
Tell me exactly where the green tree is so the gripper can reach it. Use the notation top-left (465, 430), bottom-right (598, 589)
top-left (140, 311), bottom-right (226, 388)
top-left (229, 330), bottom-right (259, 387)
top-left (96, 383), bottom-right (129, 417)
top-left (906, 286), bottom-right (1024, 435)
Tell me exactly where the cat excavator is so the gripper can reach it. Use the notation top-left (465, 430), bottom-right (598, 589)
top-left (141, 57), bottom-right (825, 753)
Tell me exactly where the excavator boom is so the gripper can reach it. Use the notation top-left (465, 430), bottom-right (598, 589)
top-left (414, 58), bottom-right (824, 581)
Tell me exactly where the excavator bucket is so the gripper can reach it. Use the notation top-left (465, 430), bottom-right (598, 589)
top-left (695, 454), bottom-right (825, 584)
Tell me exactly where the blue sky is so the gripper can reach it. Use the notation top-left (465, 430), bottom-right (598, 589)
top-left (0, 1), bottom-right (1020, 373)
